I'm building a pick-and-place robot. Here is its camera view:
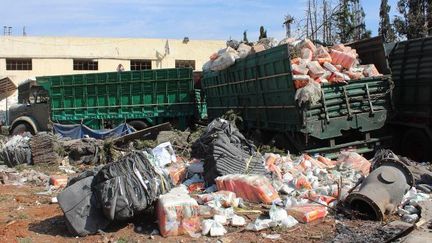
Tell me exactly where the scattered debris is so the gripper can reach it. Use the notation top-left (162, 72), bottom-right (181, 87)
top-left (156, 185), bottom-right (201, 237)
top-left (49, 174), bottom-right (68, 188)
top-left (0, 119), bottom-right (430, 242)
top-left (30, 132), bottom-right (62, 164)
top-left (0, 134), bottom-right (32, 167)
top-left (215, 174), bottom-right (280, 204)
top-left (60, 137), bottom-right (103, 165)
top-left (287, 205), bottom-right (327, 223)
top-left (345, 158), bottom-right (414, 220)
top-left (0, 165), bottom-right (49, 186)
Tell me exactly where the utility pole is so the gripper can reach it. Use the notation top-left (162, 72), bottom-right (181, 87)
top-left (306, 1), bottom-right (310, 38)
top-left (283, 15), bottom-right (294, 37)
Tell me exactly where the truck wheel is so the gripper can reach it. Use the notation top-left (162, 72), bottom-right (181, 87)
top-left (401, 128), bottom-right (431, 162)
top-left (11, 123), bottom-right (34, 135)
top-left (128, 120), bottom-right (148, 131)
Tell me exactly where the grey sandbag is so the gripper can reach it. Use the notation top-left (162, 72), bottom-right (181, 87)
top-left (191, 118), bottom-right (268, 185)
top-left (57, 176), bottom-right (109, 236)
top-left (94, 151), bottom-right (172, 221)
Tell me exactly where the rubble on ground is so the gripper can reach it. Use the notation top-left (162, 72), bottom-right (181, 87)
top-left (0, 119), bottom-right (430, 241)
top-left (0, 134), bottom-right (32, 167)
top-left (30, 132), bottom-right (62, 164)
top-left (0, 165), bottom-right (49, 186)
top-left (60, 137), bottom-right (103, 165)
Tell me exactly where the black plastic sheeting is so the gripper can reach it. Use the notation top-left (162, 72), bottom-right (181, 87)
top-left (57, 151), bottom-right (172, 236)
top-left (191, 118), bottom-right (269, 185)
top-left (0, 135), bottom-right (32, 167)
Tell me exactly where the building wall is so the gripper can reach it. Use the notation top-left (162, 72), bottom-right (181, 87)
top-left (0, 36), bottom-right (226, 118)
top-left (0, 36), bottom-right (225, 82)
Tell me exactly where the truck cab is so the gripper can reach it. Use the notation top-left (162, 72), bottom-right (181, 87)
top-left (8, 80), bottom-right (50, 135)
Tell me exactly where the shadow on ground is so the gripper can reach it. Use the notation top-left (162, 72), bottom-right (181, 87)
top-left (28, 215), bottom-right (72, 237)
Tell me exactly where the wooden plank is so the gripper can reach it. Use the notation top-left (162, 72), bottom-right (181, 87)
top-left (113, 122), bottom-right (172, 146)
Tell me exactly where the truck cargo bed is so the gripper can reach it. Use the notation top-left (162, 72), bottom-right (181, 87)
top-left (37, 68), bottom-right (196, 128)
top-left (203, 41), bottom-right (393, 154)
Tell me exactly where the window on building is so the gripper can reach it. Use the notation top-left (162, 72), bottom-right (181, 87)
top-left (175, 60), bottom-right (196, 70)
top-left (73, 59), bottom-right (98, 70)
top-left (6, 59), bottom-right (32, 70)
top-left (130, 59), bottom-right (152, 70)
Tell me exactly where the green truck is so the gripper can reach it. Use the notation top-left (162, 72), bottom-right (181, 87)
top-left (388, 36), bottom-right (432, 161)
top-left (7, 68), bottom-right (202, 135)
top-left (202, 37), bottom-right (393, 157)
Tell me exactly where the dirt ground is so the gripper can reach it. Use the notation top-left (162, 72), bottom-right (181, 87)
top-left (1, 183), bottom-right (419, 243)
top-left (0, 183), bottom-right (342, 243)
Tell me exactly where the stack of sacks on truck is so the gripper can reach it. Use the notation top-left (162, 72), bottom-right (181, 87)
top-left (203, 38), bottom-right (278, 72)
top-left (290, 39), bottom-right (382, 89)
top-left (203, 38), bottom-right (382, 90)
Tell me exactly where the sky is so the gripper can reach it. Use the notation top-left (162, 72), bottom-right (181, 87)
top-left (1, 0), bottom-right (400, 41)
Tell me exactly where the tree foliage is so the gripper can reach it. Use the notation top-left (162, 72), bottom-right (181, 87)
top-left (259, 26), bottom-right (267, 40)
top-left (334, 0), bottom-right (371, 43)
top-left (243, 30), bottom-right (249, 44)
top-left (379, 0), bottom-right (396, 42)
top-left (393, 0), bottom-right (429, 39)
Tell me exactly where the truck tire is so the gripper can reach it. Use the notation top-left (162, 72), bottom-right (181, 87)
top-left (11, 123), bottom-right (34, 135)
top-left (401, 128), bottom-right (431, 162)
top-left (128, 120), bottom-right (148, 131)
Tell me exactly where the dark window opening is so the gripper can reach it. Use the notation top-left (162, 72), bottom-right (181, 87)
top-left (130, 59), bottom-right (152, 70)
top-left (6, 59), bottom-right (32, 70)
top-left (73, 59), bottom-right (98, 70)
top-left (175, 59), bottom-right (195, 70)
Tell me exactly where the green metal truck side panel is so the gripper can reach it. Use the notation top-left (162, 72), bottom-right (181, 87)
top-left (389, 37), bottom-right (432, 120)
top-left (202, 44), bottom-right (392, 141)
top-left (36, 68), bottom-right (195, 128)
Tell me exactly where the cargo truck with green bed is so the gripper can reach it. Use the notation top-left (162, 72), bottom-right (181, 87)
top-left (202, 37), bottom-right (393, 157)
top-left (388, 36), bottom-right (432, 161)
top-left (7, 68), bottom-right (202, 135)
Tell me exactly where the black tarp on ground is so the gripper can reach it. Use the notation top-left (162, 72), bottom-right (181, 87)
top-left (57, 151), bottom-right (172, 236)
top-left (191, 118), bottom-right (269, 185)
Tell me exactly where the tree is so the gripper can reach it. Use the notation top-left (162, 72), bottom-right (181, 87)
top-left (259, 26), bottom-right (267, 39)
top-left (243, 31), bottom-right (249, 44)
top-left (393, 0), bottom-right (428, 39)
top-left (334, 0), bottom-right (371, 42)
top-left (379, 0), bottom-right (396, 42)
top-left (428, 0), bottom-right (432, 35)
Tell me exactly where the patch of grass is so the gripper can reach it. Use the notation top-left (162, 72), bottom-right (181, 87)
top-left (133, 139), bottom-right (157, 150)
top-left (14, 164), bottom-right (28, 172)
top-left (17, 212), bottom-right (29, 220)
top-left (116, 237), bottom-right (133, 243)
top-left (17, 238), bottom-right (32, 243)
top-left (0, 194), bottom-right (11, 202)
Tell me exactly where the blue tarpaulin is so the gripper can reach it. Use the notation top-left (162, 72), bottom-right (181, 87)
top-left (53, 123), bottom-right (136, 139)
